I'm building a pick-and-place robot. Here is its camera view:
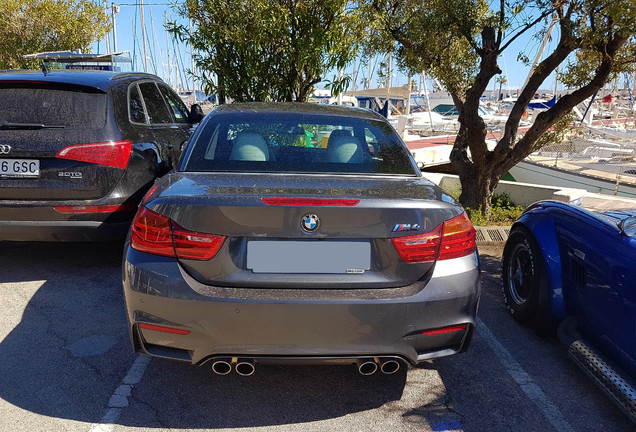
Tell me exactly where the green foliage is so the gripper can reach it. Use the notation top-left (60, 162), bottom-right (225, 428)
top-left (324, 74), bottom-right (352, 98)
top-left (171, 0), bottom-right (359, 102)
top-left (466, 194), bottom-right (525, 226)
top-left (362, 0), bottom-right (487, 95)
top-left (447, 189), bottom-right (525, 226)
top-left (532, 111), bottom-right (577, 152)
top-left (0, 0), bottom-right (110, 69)
top-left (366, 0), bottom-right (636, 215)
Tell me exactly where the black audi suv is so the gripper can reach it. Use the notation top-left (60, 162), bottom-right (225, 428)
top-left (0, 70), bottom-right (204, 241)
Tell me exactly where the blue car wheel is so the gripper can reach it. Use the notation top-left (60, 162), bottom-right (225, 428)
top-left (502, 227), bottom-right (554, 334)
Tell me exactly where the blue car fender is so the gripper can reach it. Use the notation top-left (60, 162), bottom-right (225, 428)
top-left (513, 208), bottom-right (567, 320)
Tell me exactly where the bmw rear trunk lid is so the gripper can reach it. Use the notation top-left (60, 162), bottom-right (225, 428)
top-left (143, 172), bottom-right (466, 289)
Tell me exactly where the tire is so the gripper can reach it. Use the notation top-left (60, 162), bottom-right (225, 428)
top-left (502, 226), bottom-right (554, 335)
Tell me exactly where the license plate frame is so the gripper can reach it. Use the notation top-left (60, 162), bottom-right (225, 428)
top-left (247, 240), bottom-right (371, 274)
top-left (0, 159), bottom-right (40, 178)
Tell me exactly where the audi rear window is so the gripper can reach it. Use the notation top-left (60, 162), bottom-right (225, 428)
top-left (182, 113), bottom-right (418, 175)
top-left (0, 84), bottom-right (107, 128)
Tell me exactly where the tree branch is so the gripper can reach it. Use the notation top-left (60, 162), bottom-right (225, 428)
top-left (504, 33), bottom-right (630, 170)
top-left (499, 9), bottom-right (555, 53)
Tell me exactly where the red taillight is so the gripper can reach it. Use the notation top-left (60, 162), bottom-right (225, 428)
top-left (391, 212), bottom-right (475, 263)
top-left (54, 204), bottom-right (134, 213)
top-left (171, 222), bottom-right (226, 260)
top-left (130, 207), bottom-right (226, 260)
top-left (262, 198), bottom-right (359, 206)
top-left (56, 140), bottom-right (133, 169)
top-left (421, 324), bottom-right (468, 336)
top-left (391, 225), bottom-right (442, 263)
top-left (139, 322), bottom-right (191, 335)
top-left (130, 207), bottom-right (174, 257)
top-left (438, 213), bottom-right (476, 260)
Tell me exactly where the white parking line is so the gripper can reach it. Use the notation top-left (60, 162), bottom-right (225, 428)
top-left (88, 355), bottom-right (152, 432)
top-left (475, 318), bottom-right (575, 432)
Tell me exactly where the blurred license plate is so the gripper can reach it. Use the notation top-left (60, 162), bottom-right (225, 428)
top-left (247, 241), bottom-right (370, 274)
top-left (0, 159), bottom-right (40, 177)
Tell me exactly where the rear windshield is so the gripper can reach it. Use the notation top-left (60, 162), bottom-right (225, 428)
top-left (182, 112), bottom-right (418, 175)
top-left (0, 84), bottom-right (107, 128)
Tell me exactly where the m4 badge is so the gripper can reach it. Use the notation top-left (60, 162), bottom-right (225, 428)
top-left (392, 224), bottom-right (421, 232)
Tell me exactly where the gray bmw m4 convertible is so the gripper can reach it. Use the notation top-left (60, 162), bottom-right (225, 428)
top-left (122, 102), bottom-right (480, 376)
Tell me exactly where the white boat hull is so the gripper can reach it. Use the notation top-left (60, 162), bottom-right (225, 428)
top-left (509, 160), bottom-right (636, 198)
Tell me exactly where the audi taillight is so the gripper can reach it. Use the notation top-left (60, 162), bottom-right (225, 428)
top-left (56, 140), bottom-right (133, 169)
top-left (54, 204), bottom-right (134, 214)
top-left (392, 213), bottom-right (475, 262)
top-left (130, 207), bottom-right (226, 260)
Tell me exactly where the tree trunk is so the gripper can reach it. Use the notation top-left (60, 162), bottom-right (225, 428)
top-left (453, 23), bottom-right (628, 218)
top-left (451, 25), bottom-right (502, 216)
top-left (457, 167), bottom-right (494, 215)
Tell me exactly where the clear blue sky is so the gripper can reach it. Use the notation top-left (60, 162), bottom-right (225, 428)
top-left (91, 1), bottom-right (561, 95)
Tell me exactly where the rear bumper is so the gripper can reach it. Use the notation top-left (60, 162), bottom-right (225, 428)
top-left (122, 247), bottom-right (481, 366)
top-left (0, 200), bottom-right (136, 241)
top-left (0, 220), bottom-right (131, 241)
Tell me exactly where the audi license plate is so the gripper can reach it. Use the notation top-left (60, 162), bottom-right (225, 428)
top-left (0, 159), bottom-right (40, 177)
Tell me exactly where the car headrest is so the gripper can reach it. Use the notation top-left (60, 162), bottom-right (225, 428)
top-left (230, 132), bottom-right (269, 161)
top-left (328, 136), bottom-right (364, 163)
top-left (326, 129), bottom-right (353, 147)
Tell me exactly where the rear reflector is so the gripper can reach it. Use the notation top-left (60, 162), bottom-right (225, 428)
top-left (262, 198), bottom-right (359, 206)
top-left (391, 212), bottom-right (475, 262)
top-left (56, 140), bottom-right (133, 169)
top-left (54, 203), bottom-right (134, 214)
top-left (139, 322), bottom-right (191, 335)
top-left (130, 206), bottom-right (226, 260)
top-left (421, 324), bottom-right (468, 336)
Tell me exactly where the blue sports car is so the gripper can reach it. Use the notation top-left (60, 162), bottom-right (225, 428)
top-left (502, 201), bottom-right (636, 423)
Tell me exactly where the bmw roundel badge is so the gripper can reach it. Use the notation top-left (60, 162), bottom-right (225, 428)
top-left (301, 214), bottom-right (320, 232)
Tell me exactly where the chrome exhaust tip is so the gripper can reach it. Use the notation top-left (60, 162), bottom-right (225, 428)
top-left (235, 359), bottom-right (255, 376)
top-left (380, 359), bottom-right (400, 375)
top-left (211, 359), bottom-right (233, 375)
top-left (357, 359), bottom-right (378, 375)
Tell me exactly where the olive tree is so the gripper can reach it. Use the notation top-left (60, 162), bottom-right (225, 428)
top-left (368, 0), bottom-right (636, 215)
top-left (0, 0), bottom-right (110, 69)
top-left (170, 0), bottom-right (359, 103)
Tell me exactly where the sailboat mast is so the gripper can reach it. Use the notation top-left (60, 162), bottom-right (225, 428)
top-left (149, 7), bottom-right (166, 79)
top-left (165, 11), bottom-right (172, 87)
top-left (521, 14), bottom-right (558, 92)
top-left (189, 19), bottom-right (196, 97)
top-left (140, 0), bottom-right (148, 72)
top-left (421, 71), bottom-right (434, 129)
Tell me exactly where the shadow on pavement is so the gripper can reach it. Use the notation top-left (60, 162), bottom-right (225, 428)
top-left (0, 241), bottom-right (406, 428)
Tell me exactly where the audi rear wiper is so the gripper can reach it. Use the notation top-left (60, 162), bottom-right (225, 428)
top-left (0, 122), bottom-right (65, 130)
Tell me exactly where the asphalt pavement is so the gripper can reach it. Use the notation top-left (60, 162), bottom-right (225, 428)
top-left (0, 241), bottom-right (633, 432)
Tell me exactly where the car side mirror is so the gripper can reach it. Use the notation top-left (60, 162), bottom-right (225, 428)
top-left (189, 104), bottom-right (205, 124)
